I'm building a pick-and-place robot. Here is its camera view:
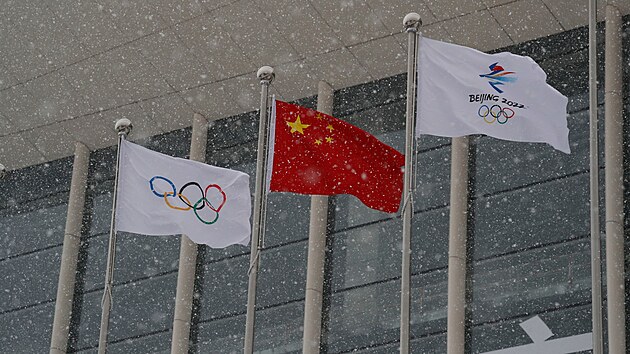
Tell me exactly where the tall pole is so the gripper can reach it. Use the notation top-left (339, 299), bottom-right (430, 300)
top-left (302, 81), bottom-right (334, 353)
top-left (446, 137), bottom-right (470, 354)
top-left (604, 4), bottom-right (625, 354)
top-left (171, 113), bottom-right (208, 354)
top-left (50, 142), bottom-right (90, 354)
top-left (588, 0), bottom-right (603, 353)
top-left (400, 12), bottom-right (421, 354)
top-left (244, 66), bottom-right (274, 354)
top-left (98, 119), bottom-right (132, 354)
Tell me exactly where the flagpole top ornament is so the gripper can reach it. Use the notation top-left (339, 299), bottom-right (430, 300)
top-left (257, 66), bottom-right (275, 84)
top-left (0, 163), bottom-right (6, 180)
top-left (403, 13), bottom-right (422, 32)
top-left (115, 118), bottom-right (133, 137)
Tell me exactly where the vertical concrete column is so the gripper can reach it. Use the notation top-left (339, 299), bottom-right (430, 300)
top-left (171, 113), bottom-right (208, 354)
top-left (446, 136), bottom-right (470, 354)
top-left (604, 4), bottom-right (625, 354)
top-left (50, 142), bottom-right (90, 354)
top-left (302, 81), bottom-right (334, 353)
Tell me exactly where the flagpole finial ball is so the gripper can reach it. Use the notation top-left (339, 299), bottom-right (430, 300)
top-left (257, 66), bottom-right (275, 83)
top-left (115, 118), bottom-right (133, 136)
top-left (403, 13), bottom-right (422, 30)
top-left (0, 163), bottom-right (6, 180)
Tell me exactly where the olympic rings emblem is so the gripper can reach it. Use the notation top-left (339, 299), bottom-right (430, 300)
top-left (477, 104), bottom-right (515, 124)
top-left (149, 176), bottom-right (227, 225)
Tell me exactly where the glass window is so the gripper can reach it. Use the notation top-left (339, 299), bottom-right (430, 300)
top-left (327, 280), bottom-right (403, 352)
top-left (473, 174), bottom-right (589, 260)
top-left (470, 239), bottom-right (590, 325)
top-left (72, 273), bottom-right (177, 350)
top-left (252, 302), bottom-right (304, 353)
top-left (0, 203), bottom-right (67, 258)
top-left (331, 219), bottom-right (402, 291)
top-left (264, 193), bottom-right (311, 247)
top-left (197, 254), bottom-right (249, 322)
top-left (0, 158), bottom-right (73, 207)
top-left (346, 333), bottom-right (447, 354)
top-left (197, 302), bottom-right (305, 353)
top-left (0, 303), bottom-right (56, 353)
top-left (331, 206), bottom-right (449, 292)
top-left (338, 100), bottom-right (405, 136)
top-left (410, 270), bottom-right (448, 342)
top-left (79, 232), bottom-right (180, 292)
top-left (207, 112), bottom-right (259, 152)
top-left (257, 241), bottom-right (308, 308)
top-left (73, 331), bottom-right (171, 354)
top-left (88, 193), bottom-right (113, 237)
top-left (411, 207), bottom-right (449, 274)
top-left (327, 269), bottom-right (447, 352)
top-left (470, 305), bottom-right (592, 353)
top-left (113, 233), bottom-right (180, 283)
top-left (0, 246), bottom-right (61, 310)
top-left (333, 75), bottom-right (404, 119)
top-left (196, 315), bottom-right (245, 353)
top-left (474, 108), bottom-right (601, 197)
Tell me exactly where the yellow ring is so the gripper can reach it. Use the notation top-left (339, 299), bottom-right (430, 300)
top-left (163, 191), bottom-right (192, 211)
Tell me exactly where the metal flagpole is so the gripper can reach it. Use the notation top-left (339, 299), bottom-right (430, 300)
top-left (588, 0), bottom-right (603, 353)
top-left (244, 66), bottom-right (274, 354)
top-left (98, 119), bottom-right (132, 354)
top-left (400, 12), bottom-right (421, 354)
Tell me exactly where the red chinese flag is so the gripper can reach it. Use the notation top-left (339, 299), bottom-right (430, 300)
top-left (269, 100), bottom-right (404, 213)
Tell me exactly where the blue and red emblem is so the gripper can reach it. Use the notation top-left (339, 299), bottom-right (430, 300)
top-left (479, 62), bottom-right (516, 93)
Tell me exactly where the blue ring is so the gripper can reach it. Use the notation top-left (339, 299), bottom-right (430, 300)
top-left (149, 176), bottom-right (176, 198)
top-left (478, 105), bottom-right (490, 118)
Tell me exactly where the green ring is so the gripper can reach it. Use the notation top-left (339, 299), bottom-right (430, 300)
top-left (193, 197), bottom-right (220, 224)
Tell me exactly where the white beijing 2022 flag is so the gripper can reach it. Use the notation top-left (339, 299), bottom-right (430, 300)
top-left (115, 140), bottom-right (251, 248)
top-left (416, 37), bottom-right (570, 153)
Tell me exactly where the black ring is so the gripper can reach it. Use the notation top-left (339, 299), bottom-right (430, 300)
top-left (178, 181), bottom-right (205, 210)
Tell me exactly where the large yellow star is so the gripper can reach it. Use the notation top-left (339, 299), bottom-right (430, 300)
top-left (286, 115), bottom-right (310, 134)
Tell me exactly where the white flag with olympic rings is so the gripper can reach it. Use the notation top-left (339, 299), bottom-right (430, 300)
top-left (416, 37), bottom-right (570, 154)
top-left (115, 140), bottom-right (251, 248)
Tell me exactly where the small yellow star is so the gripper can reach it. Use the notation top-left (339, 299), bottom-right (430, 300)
top-left (325, 136), bottom-right (333, 143)
top-left (314, 139), bottom-right (322, 145)
top-left (286, 115), bottom-right (310, 134)
top-left (316, 113), bottom-right (324, 120)
top-left (326, 124), bottom-right (334, 132)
